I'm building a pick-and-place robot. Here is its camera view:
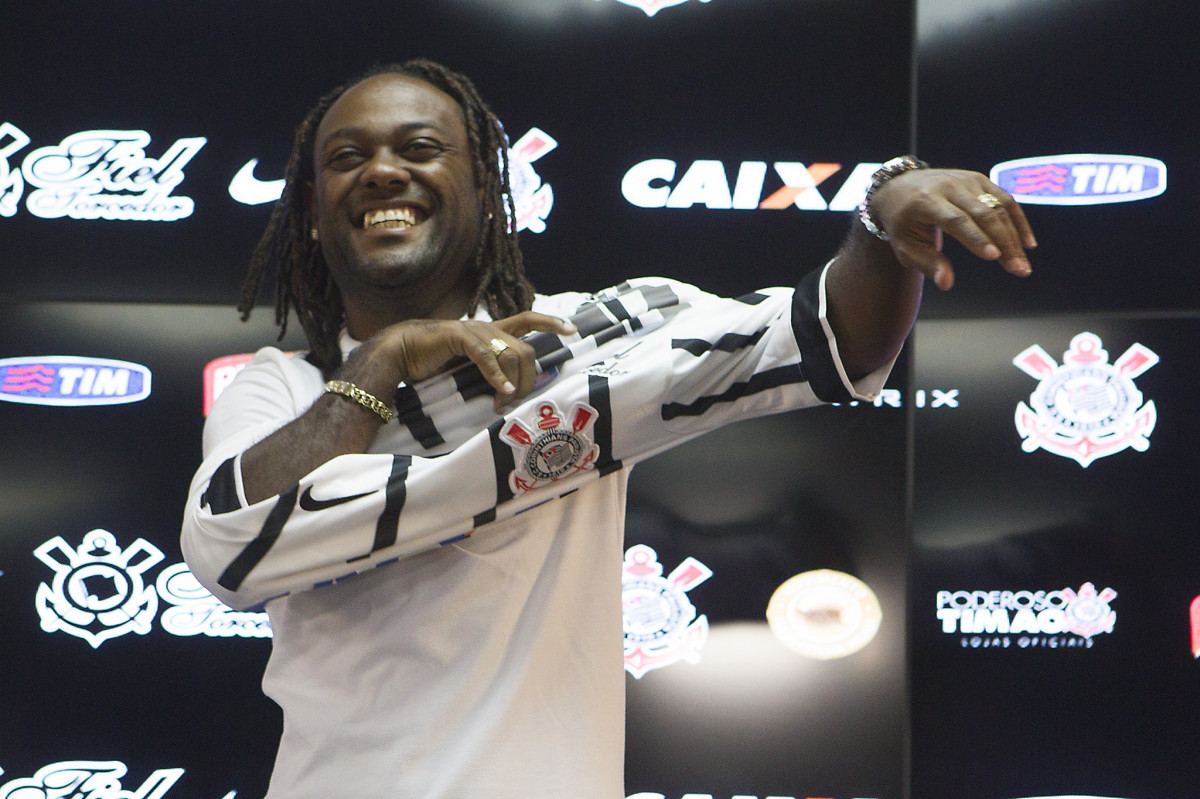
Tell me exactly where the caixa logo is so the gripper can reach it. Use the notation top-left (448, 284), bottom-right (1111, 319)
top-left (0, 121), bottom-right (206, 221)
top-left (0, 356), bottom-right (151, 407)
top-left (990, 154), bottom-right (1166, 205)
top-left (622, 159), bottom-right (879, 212)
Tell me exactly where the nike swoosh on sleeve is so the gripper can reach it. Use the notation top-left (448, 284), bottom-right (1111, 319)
top-left (298, 485), bottom-right (378, 512)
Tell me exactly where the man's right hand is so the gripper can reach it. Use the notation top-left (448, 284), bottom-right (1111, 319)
top-left (378, 312), bottom-right (577, 411)
top-left (238, 311), bottom-right (576, 504)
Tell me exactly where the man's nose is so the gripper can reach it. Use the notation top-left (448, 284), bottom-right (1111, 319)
top-left (361, 152), bottom-right (412, 188)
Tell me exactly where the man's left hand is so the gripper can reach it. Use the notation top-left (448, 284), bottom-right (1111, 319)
top-left (872, 168), bottom-right (1037, 291)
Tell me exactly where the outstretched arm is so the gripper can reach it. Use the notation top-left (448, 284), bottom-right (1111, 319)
top-left (824, 164), bottom-right (1037, 380)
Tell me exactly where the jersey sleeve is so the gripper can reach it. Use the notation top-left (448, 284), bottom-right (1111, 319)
top-left (181, 263), bottom-right (893, 611)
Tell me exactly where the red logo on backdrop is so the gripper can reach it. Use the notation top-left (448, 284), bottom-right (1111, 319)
top-left (1191, 596), bottom-right (1200, 658)
top-left (203, 354), bottom-right (254, 416)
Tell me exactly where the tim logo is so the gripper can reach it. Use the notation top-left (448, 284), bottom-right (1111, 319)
top-left (0, 356), bottom-right (151, 407)
top-left (991, 154), bottom-right (1167, 205)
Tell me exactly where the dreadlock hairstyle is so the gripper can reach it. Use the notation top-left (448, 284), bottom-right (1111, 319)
top-left (238, 58), bottom-right (535, 374)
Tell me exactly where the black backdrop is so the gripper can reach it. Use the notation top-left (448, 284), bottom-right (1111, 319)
top-left (2, 2), bottom-right (1196, 798)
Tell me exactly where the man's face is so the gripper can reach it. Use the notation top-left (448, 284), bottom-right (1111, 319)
top-left (308, 73), bottom-right (482, 319)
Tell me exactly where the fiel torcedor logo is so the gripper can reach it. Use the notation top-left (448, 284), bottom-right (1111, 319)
top-left (990, 153), bottom-right (1166, 205)
top-left (0, 760), bottom-right (237, 799)
top-left (0, 121), bottom-right (205, 221)
top-left (0, 356), bottom-right (151, 407)
top-left (1013, 332), bottom-right (1157, 467)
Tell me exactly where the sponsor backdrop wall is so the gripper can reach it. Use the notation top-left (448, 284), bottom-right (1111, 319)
top-left (1, 2), bottom-right (1194, 799)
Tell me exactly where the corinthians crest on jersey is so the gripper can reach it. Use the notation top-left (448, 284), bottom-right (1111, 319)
top-left (500, 399), bottom-right (600, 493)
top-left (1013, 331), bottom-right (1158, 467)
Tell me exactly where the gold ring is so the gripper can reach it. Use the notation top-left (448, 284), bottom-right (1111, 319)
top-left (489, 338), bottom-right (510, 356)
top-left (977, 192), bottom-right (1002, 209)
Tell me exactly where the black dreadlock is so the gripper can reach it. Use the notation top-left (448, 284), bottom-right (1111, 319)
top-left (238, 58), bottom-right (535, 374)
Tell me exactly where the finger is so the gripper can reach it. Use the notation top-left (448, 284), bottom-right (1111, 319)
top-left (984, 180), bottom-right (1037, 249)
top-left (965, 191), bottom-right (1033, 278)
top-left (494, 311), bottom-right (577, 339)
top-left (890, 224), bottom-right (957, 291)
top-left (462, 333), bottom-right (519, 404)
top-left (933, 194), bottom-right (1032, 279)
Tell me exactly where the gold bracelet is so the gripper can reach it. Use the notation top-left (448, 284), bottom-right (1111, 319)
top-left (324, 380), bottom-right (394, 423)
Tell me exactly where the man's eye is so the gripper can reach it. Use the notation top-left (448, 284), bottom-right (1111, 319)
top-left (327, 150), bottom-right (364, 167)
top-left (405, 140), bottom-right (443, 159)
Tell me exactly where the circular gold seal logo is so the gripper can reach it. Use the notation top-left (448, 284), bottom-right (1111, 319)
top-left (766, 569), bottom-right (882, 660)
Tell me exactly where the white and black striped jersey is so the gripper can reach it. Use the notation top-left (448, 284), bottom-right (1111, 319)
top-left (180, 264), bottom-right (891, 799)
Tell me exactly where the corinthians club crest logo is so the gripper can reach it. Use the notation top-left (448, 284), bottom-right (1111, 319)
top-left (1013, 332), bottom-right (1158, 467)
top-left (34, 530), bottom-right (163, 648)
top-left (500, 399), bottom-right (600, 493)
top-left (621, 544), bottom-right (712, 678)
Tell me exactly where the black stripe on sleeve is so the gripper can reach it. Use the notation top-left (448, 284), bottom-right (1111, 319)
top-left (791, 267), bottom-right (854, 403)
top-left (394, 384), bottom-right (446, 450)
top-left (735, 291), bottom-right (769, 305)
top-left (473, 418), bottom-right (516, 527)
top-left (452, 365), bottom-right (495, 403)
top-left (603, 298), bottom-right (632, 322)
top-left (372, 455), bottom-right (413, 552)
top-left (660, 364), bottom-right (806, 420)
top-left (588, 373), bottom-right (623, 477)
top-left (201, 457), bottom-right (241, 515)
top-left (671, 328), bottom-right (766, 357)
top-left (570, 304), bottom-right (614, 338)
top-left (640, 283), bottom-right (680, 312)
top-left (217, 484), bottom-right (299, 592)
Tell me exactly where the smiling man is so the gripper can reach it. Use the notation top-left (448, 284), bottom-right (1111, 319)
top-left (181, 59), bottom-right (1035, 799)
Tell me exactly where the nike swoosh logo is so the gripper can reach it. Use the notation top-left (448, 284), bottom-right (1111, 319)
top-left (299, 486), bottom-right (377, 512)
top-left (228, 159), bottom-right (285, 205)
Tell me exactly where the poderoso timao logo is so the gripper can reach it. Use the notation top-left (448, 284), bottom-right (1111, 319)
top-left (1013, 332), bottom-right (1158, 467)
top-left (937, 584), bottom-right (1118, 650)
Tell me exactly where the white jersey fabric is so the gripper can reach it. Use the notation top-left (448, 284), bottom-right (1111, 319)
top-left (181, 265), bottom-right (890, 799)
